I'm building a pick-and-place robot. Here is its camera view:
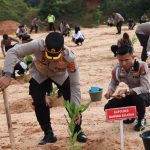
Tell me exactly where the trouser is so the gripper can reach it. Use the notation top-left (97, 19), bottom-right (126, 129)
top-left (104, 94), bottom-right (150, 119)
top-left (48, 23), bottom-right (55, 31)
top-left (111, 45), bottom-right (118, 56)
top-left (128, 22), bottom-right (136, 29)
top-left (30, 25), bottom-right (38, 33)
top-left (29, 77), bottom-right (81, 134)
top-left (136, 33), bottom-right (149, 61)
top-left (75, 38), bottom-right (84, 45)
top-left (5, 45), bottom-right (14, 52)
top-left (116, 21), bottom-right (123, 34)
top-left (12, 62), bottom-right (25, 78)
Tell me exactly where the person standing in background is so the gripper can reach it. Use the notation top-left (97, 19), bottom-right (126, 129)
top-left (112, 11), bottom-right (124, 34)
top-left (46, 13), bottom-right (55, 31)
top-left (30, 17), bottom-right (39, 33)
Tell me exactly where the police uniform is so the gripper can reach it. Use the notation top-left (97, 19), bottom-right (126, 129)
top-left (104, 60), bottom-right (150, 119)
top-left (3, 39), bottom-right (81, 134)
top-left (135, 22), bottom-right (150, 61)
top-left (47, 14), bottom-right (55, 31)
top-left (113, 13), bottom-right (124, 34)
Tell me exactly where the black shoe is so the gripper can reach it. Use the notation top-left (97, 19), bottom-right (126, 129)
top-left (17, 70), bottom-right (25, 75)
top-left (11, 74), bottom-right (16, 79)
top-left (38, 132), bottom-right (57, 145)
top-left (134, 118), bottom-right (146, 131)
top-left (123, 118), bottom-right (135, 124)
top-left (77, 132), bottom-right (88, 143)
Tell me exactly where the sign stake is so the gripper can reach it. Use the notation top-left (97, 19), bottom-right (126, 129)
top-left (2, 89), bottom-right (15, 150)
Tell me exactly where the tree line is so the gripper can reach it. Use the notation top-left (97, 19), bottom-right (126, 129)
top-left (0, 0), bottom-right (150, 26)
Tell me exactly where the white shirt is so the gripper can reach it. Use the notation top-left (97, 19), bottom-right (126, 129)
top-left (73, 31), bottom-right (84, 40)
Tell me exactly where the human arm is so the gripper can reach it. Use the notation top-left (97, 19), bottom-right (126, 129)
top-left (104, 89), bottom-right (114, 99)
top-left (117, 39), bottom-right (122, 47)
top-left (63, 46), bottom-right (81, 105)
top-left (105, 67), bottom-right (119, 99)
top-left (1, 40), bottom-right (5, 57)
top-left (3, 39), bottom-right (44, 75)
top-left (130, 63), bottom-right (150, 94)
top-left (10, 37), bottom-right (20, 43)
top-left (0, 73), bottom-right (12, 91)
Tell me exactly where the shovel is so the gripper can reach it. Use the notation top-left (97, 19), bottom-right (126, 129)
top-left (2, 89), bottom-right (15, 150)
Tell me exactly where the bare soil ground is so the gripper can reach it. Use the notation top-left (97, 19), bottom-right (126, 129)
top-left (0, 20), bottom-right (20, 35)
top-left (0, 21), bottom-right (148, 150)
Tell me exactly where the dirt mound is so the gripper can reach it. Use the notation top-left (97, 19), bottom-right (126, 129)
top-left (0, 20), bottom-right (20, 35)
top-left (0, 98), bottom-right (33, 114)
top-left (0, 97), bottom-right (63, 114)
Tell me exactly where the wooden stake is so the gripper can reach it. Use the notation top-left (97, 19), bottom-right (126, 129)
top-left (2, 89), bottom-right (15, 150)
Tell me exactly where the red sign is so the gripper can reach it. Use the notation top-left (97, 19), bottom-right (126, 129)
top-left (105, 106), bottom-right (137, 121)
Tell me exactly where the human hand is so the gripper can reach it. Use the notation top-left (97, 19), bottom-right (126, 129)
top-left (45, 95), bottom-right (51, 107)
top-left (104, 89), bottom-right (113, 99)
top-left (75, 114), bottom-right (81, 125)
top-left (0, 76), bottom-right (11, 91)
top-left (115, 89), bottom-right (127, 98)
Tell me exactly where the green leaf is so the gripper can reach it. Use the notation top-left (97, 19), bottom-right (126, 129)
top-left (64, 100), bottom-right (90, 150)
top-left (64, 100), bottom-right (74, 118)
top-left (131, 34), bottom-right (137, 46)
top-left (78, 102), bottom-right (91, 113)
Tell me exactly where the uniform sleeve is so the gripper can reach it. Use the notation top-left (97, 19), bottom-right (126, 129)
top-left (108, 67), bottom-right (119, 93)
top-left (131, 63), bottom-right (150, 94)
top-left (63, 46), bottom-right (81, 105)
top-left (3, 39), bottom-right (44, 74)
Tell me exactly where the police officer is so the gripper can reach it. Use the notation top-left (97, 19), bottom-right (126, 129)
top-left (135, 22), bottom-right (150, 62)
top-left (46, 13), bottom-right (55, 31)
top-left (0, 32), bottom-right (87, 144)
top-left (104, 45), bottom-right (150, 131)
top-left (112, 11), bottom-right (124, 34)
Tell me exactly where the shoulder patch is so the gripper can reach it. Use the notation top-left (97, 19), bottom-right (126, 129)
top-left (67, 62), bottom-right (76, 73)
top-left (112, 69), bottom-right (116, 77)
top-left (139, 66), bottom-right (146, 75)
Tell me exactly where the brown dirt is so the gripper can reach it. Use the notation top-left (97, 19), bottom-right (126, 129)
top-left (0, 20), bottom-right (20, 35)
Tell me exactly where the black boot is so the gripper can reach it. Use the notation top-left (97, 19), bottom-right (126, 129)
top-left (39, 124), bottom-right (57, 145)
top-left (134, 118), bottom-right (146, 131)
top-left (74, 124), bottom-right (88, 143)
top-left (39, 130), bottom-right (57, 145)
top-left (77, 131), bottom-right (87, 143)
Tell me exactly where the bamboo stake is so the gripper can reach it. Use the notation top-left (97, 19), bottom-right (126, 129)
top-left (2, 89), bottom-right (15, 150)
